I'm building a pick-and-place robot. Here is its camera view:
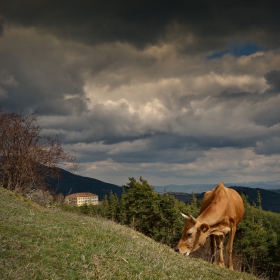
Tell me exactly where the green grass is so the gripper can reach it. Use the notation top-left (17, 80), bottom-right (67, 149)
top-left (0, 187), bottom-right (257, 280)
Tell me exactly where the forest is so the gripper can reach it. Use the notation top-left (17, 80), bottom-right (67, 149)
top-left (70, 177), bottom-right (280, 279)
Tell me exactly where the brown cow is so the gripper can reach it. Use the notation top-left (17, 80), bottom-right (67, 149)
top-left (174, 182), bottom-right (244, 270)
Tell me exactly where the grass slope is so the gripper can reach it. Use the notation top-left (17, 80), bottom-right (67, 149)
top-left (0, 187), bottom-right (256, 280)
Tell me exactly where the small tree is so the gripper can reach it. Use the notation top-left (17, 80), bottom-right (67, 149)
top-left (100, 195), bottom-right (109, 217)
top-left (121, 177), bottom-right (157, 233)
top-left (186, 192), bottom-right (200, 217)
top-left (0, 107), bottom-right (77, 194)
top-left (108, 191), bottom-right (119, 220)
top-left (117, 190), bottom-right (127, 224)
top-left (257, 190), bottom-right (262, 210)
top-left (121, 177), bottom-right (189, 246)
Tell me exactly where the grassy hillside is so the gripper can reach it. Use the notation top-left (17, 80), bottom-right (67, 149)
top-left (0, 187), bottom-right (256, 280)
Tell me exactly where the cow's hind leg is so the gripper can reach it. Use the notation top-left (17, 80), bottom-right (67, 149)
top-left (215, 235), bottom-right (225, 268)
top-left (227, 226), bottom-right (236, 270)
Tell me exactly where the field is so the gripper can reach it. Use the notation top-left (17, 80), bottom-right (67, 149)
top-left (0, 186), bottom-right (257, 280)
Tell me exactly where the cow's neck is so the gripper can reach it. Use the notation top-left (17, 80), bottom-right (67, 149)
top-left (197, 206), bottom-right (225, 226)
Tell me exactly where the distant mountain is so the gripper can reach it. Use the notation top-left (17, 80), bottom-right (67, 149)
top-left (231, 186), bottom-right (280, 213)
top-left (236, 181), bottom-right (280, 190)
top-left (154, 184), bottom-right (214, 193)
top-left (270, 189), bottom-right (280, 194)
top-left (171, 192), bottom-right (204, 203)
top-left (170, 186), bottom-right (280, 214)
top-left (47, 169), bottom-right (122, 200)
top-left (154, 180), bottom-right (280, 193)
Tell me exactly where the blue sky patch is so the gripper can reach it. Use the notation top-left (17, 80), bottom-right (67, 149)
top-left (207, 42), bottom-right (268, 59)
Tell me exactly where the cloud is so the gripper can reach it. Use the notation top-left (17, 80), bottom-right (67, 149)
top-left (265, 70), bottom-right (280, 92)
top-left (0, 17), bottom-right (3, 36)
top-left (0, 2), bottom-right (280, 186)
top-left (1, 1), bottom-right (280, 51)
top-left (76, 147), bottom-right (280, 186)
top-left (0, 27), bottom-right (89, 114)
top-left (36, 45), bottom-right (280, 161)
top-left (255, 137), bottom-right (280, 155)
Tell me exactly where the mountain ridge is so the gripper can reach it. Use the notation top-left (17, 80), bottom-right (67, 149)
top-left (154, 180), bottom-right (280, 193)
top-left (47, 169), bottom-right (123, 199)
top-left (172, 186), bottom-right (280, 213)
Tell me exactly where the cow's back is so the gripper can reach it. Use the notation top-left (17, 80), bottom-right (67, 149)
top-left (198, 182), bottom-right (244, 226)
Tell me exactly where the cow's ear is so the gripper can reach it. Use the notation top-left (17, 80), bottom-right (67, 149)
top-left (200, 223), bottom-right (210, 233)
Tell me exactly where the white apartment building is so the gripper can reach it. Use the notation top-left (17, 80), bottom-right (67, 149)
top-left (65, 192), bottom-right (99, 206)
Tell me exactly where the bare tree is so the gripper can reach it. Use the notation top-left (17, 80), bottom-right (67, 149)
top-left (0, 107), bottom-right (77, 194)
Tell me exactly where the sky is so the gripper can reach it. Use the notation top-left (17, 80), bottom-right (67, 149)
top-left (0, 0), bottom-right (280, 188)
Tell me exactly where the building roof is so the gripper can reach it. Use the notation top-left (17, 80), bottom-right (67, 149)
top-left (65, 192), bottom-right (98, 198)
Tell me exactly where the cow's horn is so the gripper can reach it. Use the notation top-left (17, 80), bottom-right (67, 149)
top-left (190, 215), bottom-right (197, 222)
top-left (181, 213), bottom-right (189, 219)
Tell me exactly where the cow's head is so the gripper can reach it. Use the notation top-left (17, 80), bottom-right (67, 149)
top-left (174, 213), bottom-right (210, 255)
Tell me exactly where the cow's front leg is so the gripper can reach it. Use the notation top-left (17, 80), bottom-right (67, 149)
top-left (210, 235), bottom-right (216, 264)
top-left (215, 235), bottom-right (225, 268)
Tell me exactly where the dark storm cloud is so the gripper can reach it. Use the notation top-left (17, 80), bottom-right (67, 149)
top-left (0, 0), bottom-right (172, 48)
top-left (0, 70), bottom-right (88, 115)
top-left (80, 147), bottom-right (204, 164)
top-left (251, 70), bottom-right (280, 127)
top-left (203, 69), bottom-right (280, 129)
top-left (254, 138), bottom-right (280, 155)
top-left (215, 89), bottom-right (275, 105)
top-left (265, 70), bottom-right (280, 92)
top-left (72, 126), bottom-right (269, 164)
top-left (1, 0), bottom-right (280, 184)
top-left (252, 99), bottom-right (280, 127)
top-left (1, 0), bottom-right (280, 50)
top-left (147, 134), bottom-right (257, 152)
top-left (0, 62), bottom-right (88, 115)
top-left (0, 17), bottom-right (4, 36)
top-left (72, 134), bottom-right (206, 164)
top-left (46, 101), bottom-right (144, 144)
top-left (0, 28), bottom-right (88, 115)
top-left (105, 148), bottom-right (204, 164)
